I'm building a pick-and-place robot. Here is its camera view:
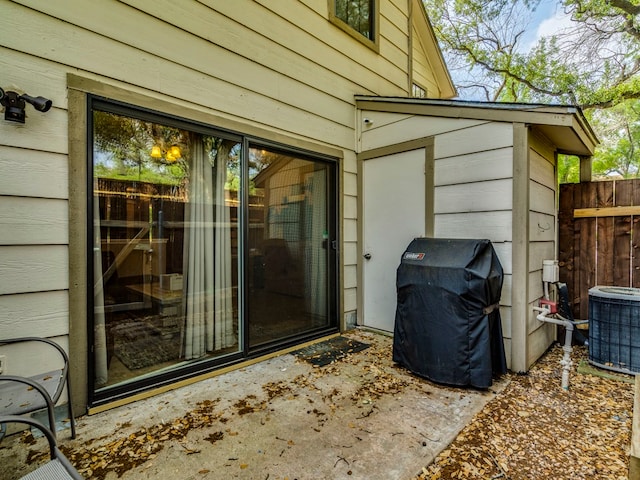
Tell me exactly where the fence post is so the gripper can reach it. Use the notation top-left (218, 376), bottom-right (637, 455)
top-left (631, 377), bottom-right (640, 480)
top-left (579, 156), bottom-right (592, 182)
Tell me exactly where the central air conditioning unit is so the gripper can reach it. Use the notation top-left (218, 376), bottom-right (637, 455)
top-left (589, 286), bottom-right (640, 375)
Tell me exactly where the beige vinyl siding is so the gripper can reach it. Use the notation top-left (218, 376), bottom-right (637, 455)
top-left (436, 148), bottom-right (513, 186)
top-left (432, 122), bottom-right (514, 246)
top-left (525, 132), bottom-right (558, 367)
top-left (194, 0), bottom-right (399, 97)
top-left (529, 212), bottom-right (556, 242)
top-left (379, 4), bottom-right (410, 72)
top-left (360, 114), bottom-right (485, 150)
top-left (5, 2), bottom-right (351, 148)
top-left (434, 123), bottom-right (515, 159)
top-left (438, 147), bottom-right (513, 186)
top-left (411, 24), bottom-right (439, 96)
top-left (500, 307), bottom-right (512, 337)
top-left (0, 146), bottom-right (68, 199)
top-left (0, 291), bottom-right (69, 338)
top-left (0, 246), bottom-right (68, 295)
top-left (435, 179), bottom-right (513, 214)
top-left (269, 0), bottom-right (409, 93)
top-left (0, 197), bottom-right (68, 245)
top-left (501, 276), bottom-right (513, 308)
top-left (434, 211), bottom-right (513, 241)
top-left (409, 0), bottom-right (454, 98)
top-left (0, 335), bottom-right (69, 380)
top-left (492, 243), bottom-right (513, 275)
top-left (0, 46), bottom-right (71, 347)
top-left (529, 242), bottom-right (555, 273)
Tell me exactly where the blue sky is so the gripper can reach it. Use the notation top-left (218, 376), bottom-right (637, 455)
top-left (521, 0), bottom-right (571, 50)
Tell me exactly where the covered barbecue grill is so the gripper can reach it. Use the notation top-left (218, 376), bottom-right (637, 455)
top-left (392, 237), bottom-right (507, 388)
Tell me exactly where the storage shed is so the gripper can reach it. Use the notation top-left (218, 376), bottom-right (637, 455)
top-left (355, 97), bottom-right (598, 372)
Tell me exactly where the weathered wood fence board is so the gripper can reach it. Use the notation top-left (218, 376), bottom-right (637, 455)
top-left (559, 179), bottom-right (640, 319)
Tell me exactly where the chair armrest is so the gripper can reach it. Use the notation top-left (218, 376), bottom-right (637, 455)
top-left (0, 375), bottom-right (58, 438)
top-left (0, 415), bottom-right (84, 479)
top-left (0, 415), bottom-right (57, 460)
top-left (0, 337), bottom-right (70, 365)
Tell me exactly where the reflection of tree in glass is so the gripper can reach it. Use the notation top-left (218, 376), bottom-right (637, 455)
top-left (93, 111), bottom-right (188, 185)
top-left (335, 0), bottom-right (371, 38)
top-left (249, 148), bottom-right (288, 175)
top-left (248, 148), bottom-right (292, 195)
top-left (199, 137), bottom-right (243, 193)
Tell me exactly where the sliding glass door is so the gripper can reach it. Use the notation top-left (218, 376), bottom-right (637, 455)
top-left (89, 99), bottom-right (338, 405)
top-left (247, 147), bottom-right (334, 348)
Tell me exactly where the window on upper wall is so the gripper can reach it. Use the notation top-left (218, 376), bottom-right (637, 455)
top-left (330, 0), bottom-right (379, 49)
top-left (412, 83), bottom-right (427, 98)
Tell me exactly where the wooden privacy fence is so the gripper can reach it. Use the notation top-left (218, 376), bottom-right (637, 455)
top-left (559, 179), bottom-right (640, 320)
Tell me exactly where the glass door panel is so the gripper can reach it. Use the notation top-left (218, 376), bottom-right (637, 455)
top-left (247, 147), bottom-right (333, 348)
top-left (92, 109), bottom-right (241, 393)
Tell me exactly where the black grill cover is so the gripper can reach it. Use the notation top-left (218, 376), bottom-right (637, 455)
top-left (392, 238), bottom-right (507, 388)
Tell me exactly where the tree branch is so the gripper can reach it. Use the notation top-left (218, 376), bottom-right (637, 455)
top-left (457, 43), bottom-right (577, 102)
top-left (609, 0), bottom-right (640, 16)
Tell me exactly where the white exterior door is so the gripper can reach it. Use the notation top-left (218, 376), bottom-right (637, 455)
top-left (362, 149), bottom-right (426, 332)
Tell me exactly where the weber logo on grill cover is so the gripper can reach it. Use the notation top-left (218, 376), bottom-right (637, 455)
top-left (403, 252), bottom-right (425, 260)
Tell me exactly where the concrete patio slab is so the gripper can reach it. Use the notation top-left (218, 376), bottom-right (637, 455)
top-left (0, 329), bottom-right (508, 480)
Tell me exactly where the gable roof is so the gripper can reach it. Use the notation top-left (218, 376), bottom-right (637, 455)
top-left (355, 96), bottom-right (598, 156)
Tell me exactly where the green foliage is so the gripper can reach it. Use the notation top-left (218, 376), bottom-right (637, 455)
top-left (335, 0), bottom-right (372, 37)
top-left (425, 0), bottom-right (640, 182)
top-left (589, 100), bottom-right (640, 178)
top-left (93, 110), bottom-right (190, 185)
top-left (557, 155), bottom-right (580, 183)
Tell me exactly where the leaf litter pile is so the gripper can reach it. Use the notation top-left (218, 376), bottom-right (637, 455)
top-left (414, 344), bottom-right (634, 480)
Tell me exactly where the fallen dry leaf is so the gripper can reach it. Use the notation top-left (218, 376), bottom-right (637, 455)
top-left (413, 344), bottom-right (633, 480)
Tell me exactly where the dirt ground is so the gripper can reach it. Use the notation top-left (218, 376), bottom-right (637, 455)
top-left (416, 343), bottom-right (635, 480)
top-left (0, 331), bottom-right (634, 480)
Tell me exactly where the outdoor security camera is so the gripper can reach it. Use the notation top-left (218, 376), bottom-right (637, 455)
top-left (0, 87), bottom-right (52, 123)
top-left (21, 93), bottom-right (52, 113)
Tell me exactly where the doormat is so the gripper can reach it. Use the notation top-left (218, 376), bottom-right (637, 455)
top-left (293, 336), bottom-right (370, 367)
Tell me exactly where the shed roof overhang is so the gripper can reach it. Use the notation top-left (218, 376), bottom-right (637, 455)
top-left (355, 96), bottom-right (599, 156)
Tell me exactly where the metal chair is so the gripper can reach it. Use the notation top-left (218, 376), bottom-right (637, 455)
top-left (0, 337), bottom-right (76, 439)
top-left (0, 415), bottom-right (83, 479)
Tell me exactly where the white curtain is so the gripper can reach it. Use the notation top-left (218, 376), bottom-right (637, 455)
top-left (183, 138), bottom-right (235, 359)
top-left (213, 145), bottom-right (236, 348)
top-left (304, 169), bottom-right (328, 320)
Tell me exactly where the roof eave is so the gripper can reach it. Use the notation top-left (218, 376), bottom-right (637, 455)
top-left (355, 96), bottom-right (599, 156)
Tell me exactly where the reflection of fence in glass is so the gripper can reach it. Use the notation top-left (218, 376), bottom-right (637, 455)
top-left (94, 174), bottom-right (256, 387)
top-left (96, 179), bottom-right (265, 275)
